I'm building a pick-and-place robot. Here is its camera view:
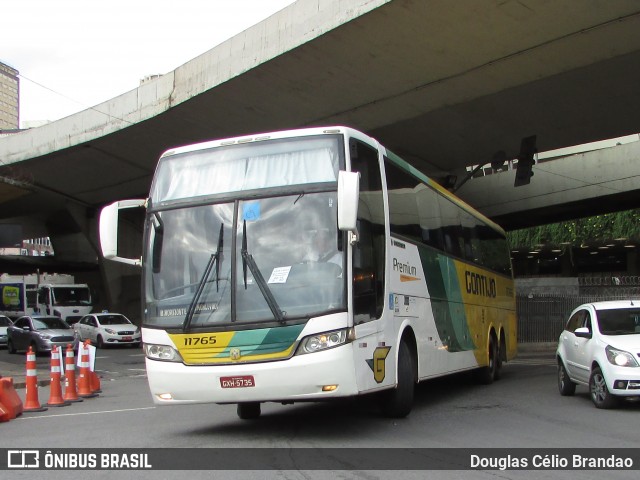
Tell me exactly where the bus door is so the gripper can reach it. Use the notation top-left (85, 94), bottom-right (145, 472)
top-left (348, 137), bottom-right (390, 393)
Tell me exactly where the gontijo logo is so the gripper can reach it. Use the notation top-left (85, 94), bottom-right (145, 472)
top-left (465, 271), bottom-right (497, 298)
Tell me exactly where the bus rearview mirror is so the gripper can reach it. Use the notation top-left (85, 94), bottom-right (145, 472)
top-left (99, 199), bottom-right (146, 266)
top-left (337, 171), bottom-right (359, 232)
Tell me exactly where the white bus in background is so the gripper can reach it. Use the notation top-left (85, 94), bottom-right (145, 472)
top-left (0, 272), bottom-right (93, 323)
top-left (100, 126), bottom-right (517, 420)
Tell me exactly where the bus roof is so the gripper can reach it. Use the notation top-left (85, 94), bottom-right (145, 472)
top-left (158, 126), bottom-right (505, 236)
top-left (159, 126), bottom-right (358, 159)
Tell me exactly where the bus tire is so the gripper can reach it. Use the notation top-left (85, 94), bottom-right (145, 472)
top-left (237, 402), bottom-right (261, 420)
top-left (475, 335), bottom-right (497, 385)
top-left (381, 341), bottom-right (415, 418)
top-left (494, 334), bottom-right (505, 381)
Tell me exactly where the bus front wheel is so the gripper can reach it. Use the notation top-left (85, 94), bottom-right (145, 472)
top-left (381, 340), bottom-right (415, 418)
top-left (237, 402), bottom-right (261, 420)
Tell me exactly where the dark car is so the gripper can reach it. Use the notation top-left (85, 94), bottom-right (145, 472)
top-left (7, 315), bottom-right (78, 354)
top-left (0, 315), bottom-right (13, 348)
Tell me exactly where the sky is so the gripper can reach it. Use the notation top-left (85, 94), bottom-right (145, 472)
top-left (2, 0), bottom-right (296, 128)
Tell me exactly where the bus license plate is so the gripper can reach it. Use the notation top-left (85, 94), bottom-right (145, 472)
top-left (220, 375), bottom-right (255, 388)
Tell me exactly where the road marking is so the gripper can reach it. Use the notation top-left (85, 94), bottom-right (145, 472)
top-left (17, 406), bottom-right (156, 420)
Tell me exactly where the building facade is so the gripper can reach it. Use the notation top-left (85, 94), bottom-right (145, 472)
top-left (0, 61), bottom-right (19, 130)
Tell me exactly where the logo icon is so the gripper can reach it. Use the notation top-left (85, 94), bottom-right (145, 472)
top-left (8, 450), bottom-right (40, 469)
top-left (230, 348), bottom-right (241, 361)
top-left (366, 346), bottom-right (392, 383)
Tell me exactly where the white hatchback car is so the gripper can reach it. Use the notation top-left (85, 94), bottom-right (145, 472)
top-left (557, 300), bottom-right (640, 408)
top-left (74, 312), bottom-right (141, 348)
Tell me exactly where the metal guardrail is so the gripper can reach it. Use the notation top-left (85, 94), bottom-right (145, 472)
top-left (578, 276), bottom-right (640, 286)
top-left (516, 293), bottom-right (633, 343)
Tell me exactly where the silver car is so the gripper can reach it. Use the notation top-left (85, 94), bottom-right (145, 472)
top-left (7, 315), bottom-right (78, 354)
top-left (0, 315), bottom-right (12, 347)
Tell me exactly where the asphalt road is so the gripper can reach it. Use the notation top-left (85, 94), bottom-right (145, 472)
top-left (1, 347), bottom-right (639, 480)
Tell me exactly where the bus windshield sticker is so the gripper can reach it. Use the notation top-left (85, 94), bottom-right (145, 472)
top-left (242, 202), bottom-right (261, 221)
top-left (268, 266), bottom-right (291, 284)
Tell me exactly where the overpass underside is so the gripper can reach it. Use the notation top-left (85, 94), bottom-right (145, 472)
top-left (456, 139), bottom-right (640, 230)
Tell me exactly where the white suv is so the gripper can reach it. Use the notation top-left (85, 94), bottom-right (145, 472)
top-left (556, 300), bottom-right (640, 408)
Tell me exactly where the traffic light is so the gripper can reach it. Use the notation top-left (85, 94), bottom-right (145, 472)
top-left (514, 135), bottom-right (537, 187)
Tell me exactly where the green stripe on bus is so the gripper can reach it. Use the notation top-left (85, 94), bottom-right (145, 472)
top-left (218, 323), bottom-right (305, 357)
top-left (418, 245), bottom-right (475, 353)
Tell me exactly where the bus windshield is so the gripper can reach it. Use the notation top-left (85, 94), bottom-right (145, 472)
top-left (145, 192), bottom-right (345, 329)
top-left (144, 135), bottom-right (347, 330)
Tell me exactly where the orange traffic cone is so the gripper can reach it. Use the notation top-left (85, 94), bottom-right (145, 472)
top-left (23, 346), bottom-right (47, 412)
top-left (90, 370), bottom-right (102, 394)
top-left (77, 342), bottom-right (98, 398)
top-left (85, 340), bottom-right (102, 394)
top-left (63, 344), bottom-right (82, 403)
top-left (45, 346), bottom-right (69, 407)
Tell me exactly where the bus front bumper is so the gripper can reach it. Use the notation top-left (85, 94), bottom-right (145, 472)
top-left (146, 344), bottom-right (359, 405)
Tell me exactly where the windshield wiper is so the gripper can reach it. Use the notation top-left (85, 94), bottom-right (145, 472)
top-left (183, 223), bottom-right (224, 332)
top-left (241, 220), bottom-right (285, 324)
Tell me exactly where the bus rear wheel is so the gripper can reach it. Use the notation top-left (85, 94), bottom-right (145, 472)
top-left (381, 341), bottom-right (415, 418)
top-left (237, 402), bottom-right (261, 420)
top-left (475, 336), bottom-right (498, 385)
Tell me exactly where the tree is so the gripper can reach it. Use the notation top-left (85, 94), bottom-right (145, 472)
top-left (506, 209), bottom-right (640, 248)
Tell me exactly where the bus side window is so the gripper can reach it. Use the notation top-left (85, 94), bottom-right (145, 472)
top-left (438, 195), bottom-right (463, 259)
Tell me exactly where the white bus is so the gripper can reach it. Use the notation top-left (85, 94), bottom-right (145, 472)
top-left (100, 126), bottom-right (517, 419)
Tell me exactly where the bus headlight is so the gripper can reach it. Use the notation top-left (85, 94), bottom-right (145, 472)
top-left (298, 329), bottom-right (349, 355)
top-left (144, 343), bottom-right (183, 362)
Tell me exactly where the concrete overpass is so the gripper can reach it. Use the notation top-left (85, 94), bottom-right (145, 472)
top-left (458, 136), bottom-right (640, 230)
top-left (1, 0), bottom-right (640, 316)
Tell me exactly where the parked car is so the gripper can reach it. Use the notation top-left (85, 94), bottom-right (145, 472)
top-left (556, 300), bottom-right (640, 408)
top-left (7, 315), bottom-right (78, 354)
top-left (0, 315), bottom-right (13, 348)
top-left (74, 312), bottom-right (141, 348)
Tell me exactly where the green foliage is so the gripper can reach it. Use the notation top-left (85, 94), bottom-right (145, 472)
top-left (506, 209), bottom-right (640, 248)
